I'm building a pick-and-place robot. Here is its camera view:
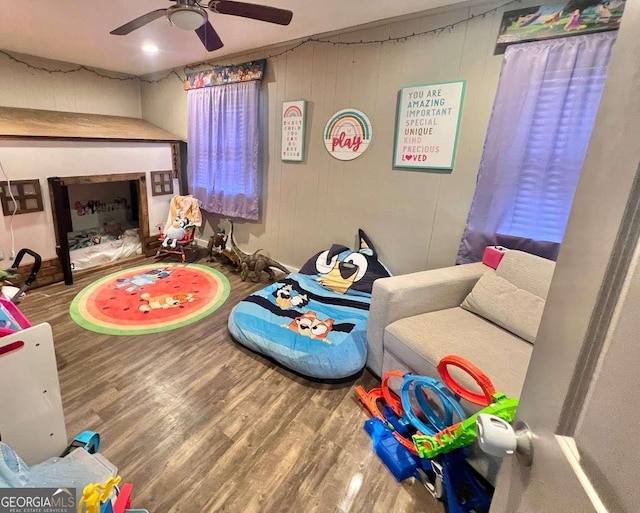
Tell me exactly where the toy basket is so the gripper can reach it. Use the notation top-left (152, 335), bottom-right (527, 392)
top-left (0, 298), bottom-right (31, 338)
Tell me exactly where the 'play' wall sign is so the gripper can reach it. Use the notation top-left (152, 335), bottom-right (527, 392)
top-left (394, 80), bottom-right (466, 170)
top-left (324, 109), bottom-right (373, 161)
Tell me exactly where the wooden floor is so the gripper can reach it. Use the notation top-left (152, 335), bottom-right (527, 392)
top-left (19, 257), bottom-right (440, 513)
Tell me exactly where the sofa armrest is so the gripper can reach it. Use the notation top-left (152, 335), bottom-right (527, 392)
top-left (366, 262), bottom-right (488, 377)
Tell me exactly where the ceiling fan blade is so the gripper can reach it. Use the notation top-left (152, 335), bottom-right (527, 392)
top-left (195, 21), bottom-right (224, 51)
top-left (110, 9), bottom-right (167, 35)
top-left (210, 1), bottom-right (293, 26)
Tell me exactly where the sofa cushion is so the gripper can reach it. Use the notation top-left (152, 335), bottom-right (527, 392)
top-left (384, 307), bottom-right (533, 400)
top-left (496, 250), bottom-right (555, 299)
top-left (460, 273), bottom-right (544, 344)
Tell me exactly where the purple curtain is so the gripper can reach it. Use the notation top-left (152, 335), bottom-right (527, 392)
top-left (187, 80), bottom-right (260, 220)
top-left (457, 32), bottom-right (616, 264)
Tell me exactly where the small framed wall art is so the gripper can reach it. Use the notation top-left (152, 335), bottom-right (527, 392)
top-left (324, 109), bottom-right (373, 161)
top-left (393, 80), bottom-right (466, 170)
top-left (281, 100), bottom-right (307, 162)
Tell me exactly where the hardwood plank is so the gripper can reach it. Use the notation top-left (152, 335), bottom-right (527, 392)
top-left (17, 257), bottom-right (442, 513)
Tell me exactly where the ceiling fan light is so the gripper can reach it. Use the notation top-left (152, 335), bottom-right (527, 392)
top-left (142, 43), bottom-right (159, 54)
top-left (168, 6), bottom-right (207, 31)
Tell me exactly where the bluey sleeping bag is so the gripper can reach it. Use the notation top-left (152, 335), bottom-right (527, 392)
top-left (228, 229), bottom-right (391, 379)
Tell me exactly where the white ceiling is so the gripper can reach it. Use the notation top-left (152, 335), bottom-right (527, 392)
top-left (0, 0), bottom-right (469, 76)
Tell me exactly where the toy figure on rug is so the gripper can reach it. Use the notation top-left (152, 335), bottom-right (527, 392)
top-left (228, 220), bottom-right (289, 282)
top-left (115, 268), bottom-right (172, 292)
top-left (139, 291), bottom-right (196, 313)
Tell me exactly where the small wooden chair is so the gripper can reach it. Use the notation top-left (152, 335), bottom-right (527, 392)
top-left (154, 195), bottom-right (202, 262)
top-left (155, 224), bottom-right (196, 262)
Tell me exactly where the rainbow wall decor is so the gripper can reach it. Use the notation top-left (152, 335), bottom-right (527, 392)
top-left (284, 105), bottom-right (303, 117)
top-left (281, 100), bottom-right (307, 162)
top-left (323, 109), bottom-right (373, 161)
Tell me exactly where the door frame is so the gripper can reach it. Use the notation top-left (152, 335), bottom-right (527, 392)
top-left (48, 172), bottom-right (149, 285)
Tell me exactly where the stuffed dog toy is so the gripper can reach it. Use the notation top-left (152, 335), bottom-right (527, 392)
top-left (163, 216), bottom-right (191, 249)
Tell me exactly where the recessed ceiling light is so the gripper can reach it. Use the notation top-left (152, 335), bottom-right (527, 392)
top-left (142, 44), bottom-right (159, 54)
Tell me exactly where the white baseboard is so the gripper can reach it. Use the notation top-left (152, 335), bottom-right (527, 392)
top-left (194, 237), bottom-right (209, 248)
top-left (194, 238), bottom-right (299, 273)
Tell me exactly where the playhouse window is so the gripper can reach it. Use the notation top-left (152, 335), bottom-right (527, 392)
top-left (0, 179), bottom-right (44, 215)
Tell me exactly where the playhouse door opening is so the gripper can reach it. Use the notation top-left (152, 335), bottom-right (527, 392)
top-left (48, 173), bottom-right (150, 282)
top-left (67, 180), bottom-right (142, 271)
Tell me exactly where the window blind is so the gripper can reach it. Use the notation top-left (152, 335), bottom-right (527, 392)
top-left (498, 66), bottom-right (608, 243)
top-left (456, 32), bottom-right (617, 264)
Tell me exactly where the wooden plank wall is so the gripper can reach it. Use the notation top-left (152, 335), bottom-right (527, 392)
top-left (140, 0), bottom-right (535, 274)
top-left (0, 51), bottom-right (141, 116)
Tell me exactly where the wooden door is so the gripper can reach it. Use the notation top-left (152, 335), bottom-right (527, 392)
top-left (491, 4), bottom-right (640, 512)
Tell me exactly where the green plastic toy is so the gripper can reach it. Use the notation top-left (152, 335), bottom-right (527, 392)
top-left (412, 392), bottom-right (519, 460)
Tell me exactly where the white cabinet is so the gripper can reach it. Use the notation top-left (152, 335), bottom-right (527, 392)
top-left (0, 323), bottom-right (67, 465)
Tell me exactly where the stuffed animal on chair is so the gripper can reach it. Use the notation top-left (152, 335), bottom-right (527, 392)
top-left (162, 216), bottom-right (191, 249)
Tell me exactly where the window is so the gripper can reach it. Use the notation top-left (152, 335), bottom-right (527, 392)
top-left (497, 66), bottom-right (608, 243)
top-left (150, 170), bottom-right (174, 196)
top-left (457, 33), bottom-right (616, 264)
top-left (0, 179), bottom-right (43, 215)
top-left (187, 80), bottom-right (260, 220)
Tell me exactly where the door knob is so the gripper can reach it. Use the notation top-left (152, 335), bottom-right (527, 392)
top-left (476, 414), bottom-right (533, 466)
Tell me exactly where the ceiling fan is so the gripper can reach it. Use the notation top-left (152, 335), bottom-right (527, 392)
top-left (110, 0), bottom-right (293, 52)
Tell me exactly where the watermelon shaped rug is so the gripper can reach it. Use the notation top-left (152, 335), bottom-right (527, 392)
top-left (70, 263), bottom-right (230, 336)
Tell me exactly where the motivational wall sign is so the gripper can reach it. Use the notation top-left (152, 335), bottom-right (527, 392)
top-left (281, 100), bottom-right (307, 162)
top-left (324, 109), bottom-right (373, 161)
top-left (393, 80), bottom-right (466, 170)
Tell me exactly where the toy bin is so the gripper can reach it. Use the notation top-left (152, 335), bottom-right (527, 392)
top-left (65, 447), bottom-right (118, 480)
top-left (0, 298), bottom-right (31, 338)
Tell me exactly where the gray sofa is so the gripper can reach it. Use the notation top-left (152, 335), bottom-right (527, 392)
top-left (366, 250), bottom-right (555, 483)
